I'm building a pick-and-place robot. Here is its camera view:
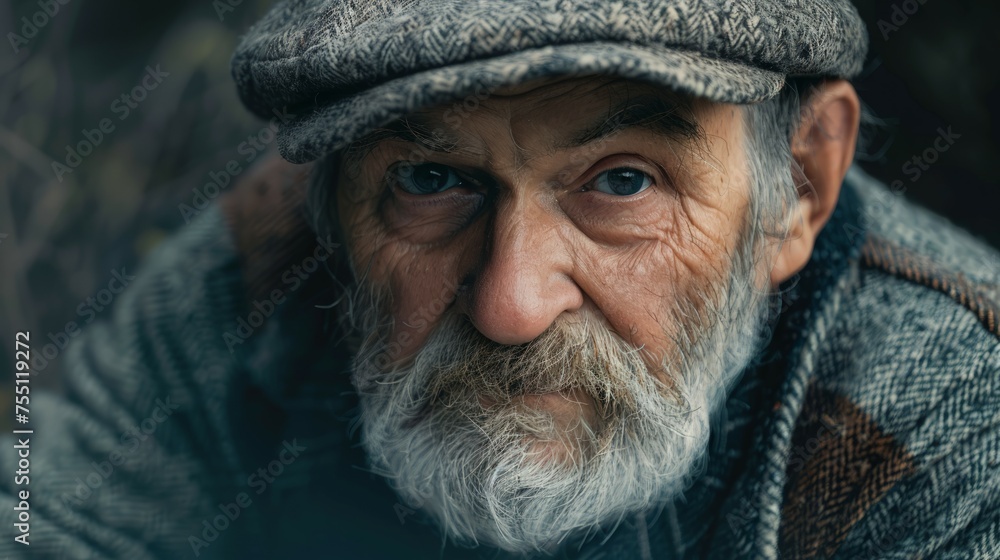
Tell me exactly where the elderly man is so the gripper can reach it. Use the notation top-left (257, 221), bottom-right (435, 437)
top-left (2, 0), bottom-right (999, 559)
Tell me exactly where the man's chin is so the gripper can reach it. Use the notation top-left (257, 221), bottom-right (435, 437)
top-left (361, 373), bottom-right (718, 554)
top-left (478, 388), bottom-right (603, 467)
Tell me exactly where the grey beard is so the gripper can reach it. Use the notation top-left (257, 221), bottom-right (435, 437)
top-left (346, 234), bottom-right (772, 554)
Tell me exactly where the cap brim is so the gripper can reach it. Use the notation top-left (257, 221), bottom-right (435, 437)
top-left (278, 41), bottom-right (784, 164)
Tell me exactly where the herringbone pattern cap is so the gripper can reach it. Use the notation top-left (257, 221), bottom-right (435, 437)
top-left (232, 0), bottom-right (869, 163)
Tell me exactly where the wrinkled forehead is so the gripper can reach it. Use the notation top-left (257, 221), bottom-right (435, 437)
top-left (342, 76), bottom-right (716, 166)
top-left (412, 76), bottom-right (699, 134)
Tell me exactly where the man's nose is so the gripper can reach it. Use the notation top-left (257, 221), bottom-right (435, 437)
top-left (466, 196), bottom-right (583, 345)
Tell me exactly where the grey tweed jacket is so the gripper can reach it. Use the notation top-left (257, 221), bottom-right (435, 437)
top-left (1, 161), bottom-right (998, 559)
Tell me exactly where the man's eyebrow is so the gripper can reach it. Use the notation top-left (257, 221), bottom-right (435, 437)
top-left (342, 94), bottom-right (699, 167)
top-left (345, 117), bottom-right (470, 163)
top-left (561, 94), bottom-right (701, 148)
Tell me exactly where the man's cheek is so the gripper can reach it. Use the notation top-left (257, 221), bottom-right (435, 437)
top-left (598, 236), bottom-right (687, 299)
top-left (406, 309), bottom-right (428, 332)
top-left (578, 242), bottom-right (678, 359)
top-left (668, 204), bottom-right (739, 284)
top-left (366, 241), bottom-right (417, 291)
top-left (382, 281), bottom-right (457, 362)
top-left (675, 244), bottom-right (729, 287)
top-left (381, 315), bottom-right (436, 365)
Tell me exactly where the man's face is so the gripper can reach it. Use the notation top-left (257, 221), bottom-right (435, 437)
top-left (334, 76), bottom-right (775, 552)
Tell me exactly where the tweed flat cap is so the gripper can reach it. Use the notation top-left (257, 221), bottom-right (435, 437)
top-left (232, 0), bottom-right (869, 164)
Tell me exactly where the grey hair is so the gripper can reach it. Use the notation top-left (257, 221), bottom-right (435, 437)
top-left (305, 154), bottom-right (341, 247)
top-left (742, 78), bottom-right (821, 249)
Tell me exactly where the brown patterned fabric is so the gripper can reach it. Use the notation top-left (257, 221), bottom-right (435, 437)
top-left (861, 235), bottom-right (1000, 337)
top-left (779, 386), bottom-right (916, 559)
top-left (219, 153), bottom-right (317, 302)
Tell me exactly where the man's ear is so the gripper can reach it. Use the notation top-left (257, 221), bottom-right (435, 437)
top-left (770, 79), bottom-right (861, 287)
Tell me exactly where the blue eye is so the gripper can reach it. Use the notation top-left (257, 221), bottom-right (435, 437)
top-left (394, 163), bottom-right (465, 195)
top-left (592, 168), bottom-right (653, 196)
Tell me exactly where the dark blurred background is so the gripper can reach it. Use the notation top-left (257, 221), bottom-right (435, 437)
top-left (0, 0), bottom-right (998, 412)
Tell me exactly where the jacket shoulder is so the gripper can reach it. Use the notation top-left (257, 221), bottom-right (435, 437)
top-left (828, 169), bottom-right (1000, 410)
top-left (779, 169), bottom-right (1000, 559)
